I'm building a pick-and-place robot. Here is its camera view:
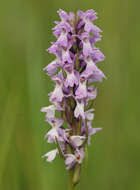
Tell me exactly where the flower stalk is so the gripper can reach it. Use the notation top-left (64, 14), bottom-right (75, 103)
top-left (41, 9), bottom-right (106, 188)
top-left (69, 169), bottom-right (75, 190)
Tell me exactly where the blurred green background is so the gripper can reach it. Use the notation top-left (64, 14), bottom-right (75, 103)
top-left (0, 0), bottom-right (140, 189)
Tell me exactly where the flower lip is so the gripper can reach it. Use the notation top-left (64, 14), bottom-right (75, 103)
top-left (51, 119), bottom-right (56, 126)
top-left (80, 76), bottom-right (86, 83)
top-left (42, 149), bottom-right (58, 162)
top-left (70, 135), bottom-right (86, 147)
top-left (64, 63), bottom-right (73, 72)
top-left (52, 76), bottom-right (62, 85)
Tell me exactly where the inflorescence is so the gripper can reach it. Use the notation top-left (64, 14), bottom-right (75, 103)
top-left (41, 9), bottom-right (105, 185)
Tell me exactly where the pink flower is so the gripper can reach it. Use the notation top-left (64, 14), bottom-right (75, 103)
top-left (42, 149), bottom-right (58, 162)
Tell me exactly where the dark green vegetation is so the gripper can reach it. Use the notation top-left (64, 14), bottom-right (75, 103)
top-left (0, 0), bottom-right (140, 189)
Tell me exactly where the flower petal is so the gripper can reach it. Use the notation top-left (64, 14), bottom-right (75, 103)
top-left (42, 149), bottom-right (58, 162)
top-left (70, 136), bottom-right (85, 146)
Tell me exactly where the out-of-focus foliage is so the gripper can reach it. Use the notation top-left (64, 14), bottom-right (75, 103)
top-left (0, 0), bottom-right (140, 189)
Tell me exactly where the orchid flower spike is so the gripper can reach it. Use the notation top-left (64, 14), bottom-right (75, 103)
top-left (41, 9), bottom-right (106, 187)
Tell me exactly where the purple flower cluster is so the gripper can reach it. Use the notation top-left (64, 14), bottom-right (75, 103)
top-left (41, 9), bottom-right (105, 183)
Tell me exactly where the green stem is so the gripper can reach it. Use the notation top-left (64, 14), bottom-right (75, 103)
top-left (68, 170), bottom-right (75, 190)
